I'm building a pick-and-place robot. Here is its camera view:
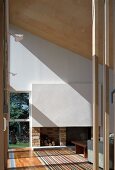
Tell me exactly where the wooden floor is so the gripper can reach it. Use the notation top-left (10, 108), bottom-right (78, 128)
top-left (7, 147), bottom-right (95, 170)
top-left (7, 148), bottom-right (47, 170)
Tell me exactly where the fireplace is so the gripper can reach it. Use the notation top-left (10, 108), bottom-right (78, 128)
top-left (66, 127), bottom-right (91, 145)
top-left (32, 127), bottom-right (91, 147)
top-left (40, 127), bottom-right (59, 146)
top-left (32, 127), bottom-right (66, 147)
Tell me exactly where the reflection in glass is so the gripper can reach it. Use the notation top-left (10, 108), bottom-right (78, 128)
top-left (10, 93), bottom-right (29, 119)
top-left (9, 122), bottom-right (29, 148)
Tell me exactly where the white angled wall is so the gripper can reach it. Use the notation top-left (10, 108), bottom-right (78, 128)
top-left (9, 25), bottom-right (113, 131)
top-left (32, 84), bottom-right (102, 127)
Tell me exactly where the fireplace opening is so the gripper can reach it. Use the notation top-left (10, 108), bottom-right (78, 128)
top-left (32, 127), bottom-right (91, 147)
top-left (40, 127), bottom-right (60, 146)
top-left (66, 127), bottom-right (91, 146)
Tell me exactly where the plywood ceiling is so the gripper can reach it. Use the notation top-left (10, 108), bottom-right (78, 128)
top-left (9, 0), bottom-right (113, 68)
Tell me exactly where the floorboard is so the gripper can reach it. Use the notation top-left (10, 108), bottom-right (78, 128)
top-left (7, 147), bottom-right (100, 170)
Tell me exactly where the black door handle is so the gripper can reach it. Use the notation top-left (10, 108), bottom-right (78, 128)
top-left (111, 89), bottom-right (115, 103)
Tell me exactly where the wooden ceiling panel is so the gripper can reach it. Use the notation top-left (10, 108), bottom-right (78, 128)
top-left (9, 0), bottom-right (113, 68)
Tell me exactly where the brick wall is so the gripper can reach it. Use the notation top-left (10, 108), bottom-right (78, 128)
top-left (59, 127), bottom-right (66, 146)
top-left (32, 127), bottom-right (40, 147)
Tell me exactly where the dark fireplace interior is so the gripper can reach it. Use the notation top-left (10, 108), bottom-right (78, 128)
top-left (40, 127), bottom-right (59, 146)
top-left (39, 127), bottom-right (91, 146)
top-left (66, 127), bottom-right (91, 145)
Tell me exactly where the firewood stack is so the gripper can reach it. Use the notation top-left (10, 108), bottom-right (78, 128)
top-left (40, 134), bottom-right (55, 146)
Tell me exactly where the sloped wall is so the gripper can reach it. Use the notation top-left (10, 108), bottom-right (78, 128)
top-left (32, 83), bottom-right (101, 127)
top-left (9, 25), bottom-right (113, 132)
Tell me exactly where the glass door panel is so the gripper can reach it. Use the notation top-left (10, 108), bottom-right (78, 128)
top-left (9, 92), bottom-right (30, 148)
top-left (9, 122), bottom-right (29, 148)
top-left (10, 93), bottom-right (29, 119)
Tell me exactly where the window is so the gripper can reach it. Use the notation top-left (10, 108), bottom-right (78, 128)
top-left (9, 92), bottom-right (30, 148)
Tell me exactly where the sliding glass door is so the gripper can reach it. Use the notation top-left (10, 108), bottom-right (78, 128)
top-left (9, 92), bottom-right (30, 148)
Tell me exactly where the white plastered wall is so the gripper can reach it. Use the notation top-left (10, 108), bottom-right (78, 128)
top-left (9, 25), bottom-right (113, 132)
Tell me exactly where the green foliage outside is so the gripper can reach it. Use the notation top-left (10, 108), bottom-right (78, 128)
top-left (9, 142), bottom-right (29, 148)
top-left (10, 93), bottom-right (29, 119)
top-left (9, 93), bottom-right (30, 148)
